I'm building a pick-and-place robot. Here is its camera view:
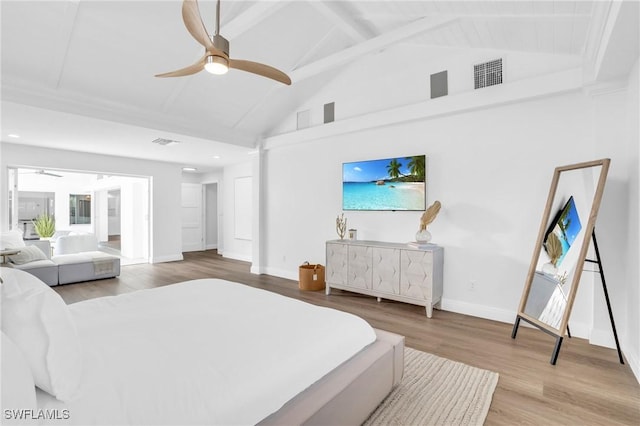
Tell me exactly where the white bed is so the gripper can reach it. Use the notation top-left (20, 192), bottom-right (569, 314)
top-left (1, 268), bottom-right (404, 425)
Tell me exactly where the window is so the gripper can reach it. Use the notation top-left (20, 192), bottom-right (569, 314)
top-left (69, 194), bottom-right (91, 224)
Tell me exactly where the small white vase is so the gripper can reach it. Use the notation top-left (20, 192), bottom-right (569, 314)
top-left (415, 229), bottom-right (432, 243)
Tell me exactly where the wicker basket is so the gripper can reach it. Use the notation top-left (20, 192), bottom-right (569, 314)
top-left (299, 264), bottom-right (325, 291)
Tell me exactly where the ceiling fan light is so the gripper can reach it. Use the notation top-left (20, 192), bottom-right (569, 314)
top-left (204, 56), bottom-right (229, 75)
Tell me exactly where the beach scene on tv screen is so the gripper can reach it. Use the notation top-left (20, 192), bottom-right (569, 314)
top-left (343, 156), bottom-right (426, 211)
top-left (548, 197), bottom-right (582, 266)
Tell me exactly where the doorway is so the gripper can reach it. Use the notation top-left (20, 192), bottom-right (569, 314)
top-left (9, 167), bottom-right (150, 265)
top-left (205, 183), bottom-right (218, 250)
top-left (107, 189), bottom-right (121, 250)
top-left (180, 182), bottom-right (219, 253)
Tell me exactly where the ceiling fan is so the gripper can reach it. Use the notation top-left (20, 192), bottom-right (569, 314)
top-left (19, 169), bottom-right (63, 178)
top-left (156, 0), bottom-right (291, 85)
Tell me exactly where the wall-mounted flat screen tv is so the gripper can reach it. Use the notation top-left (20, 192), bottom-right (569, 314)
top-left (544, 196), bottom-right (582, 266)
top-left (343, 155), bottom-right (426, 211)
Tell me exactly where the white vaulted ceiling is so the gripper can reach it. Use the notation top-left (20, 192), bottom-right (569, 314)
top-left (1, 1), bottom-right (638, 170)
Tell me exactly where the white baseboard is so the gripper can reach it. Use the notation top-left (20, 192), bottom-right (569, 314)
top-left (623, 345), bottom-right (640, 383)
top-left (206, 244), bottom-right (218, 250)
top-left (440, 298), bottom-right (594, 339)
top-left (440, 298), bottom-right (517, 324)
top-left (222, 251), bottom-right (252, 262)
top-left (588, 327), bottom-right (617, 349)
top-left (151, 253), bottom-right (183, 263)
top-left (263, 266), bottom-right (298, 282)
top-left (254, 268), bottom-right (635, 371)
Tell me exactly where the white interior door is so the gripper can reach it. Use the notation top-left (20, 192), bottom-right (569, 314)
top-left (205, 183), bottom-right (218, 249)
top-left (181, 183), bottom-right (203, 252)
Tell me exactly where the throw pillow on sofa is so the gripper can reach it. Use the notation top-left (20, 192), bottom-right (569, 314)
top-left (7, 245), bottom-right (48, 265)
top-left (0, 229), bottom-right (26, 249)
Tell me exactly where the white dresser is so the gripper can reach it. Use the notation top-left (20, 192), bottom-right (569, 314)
top-left (326, 240), bottom-right (444, 317)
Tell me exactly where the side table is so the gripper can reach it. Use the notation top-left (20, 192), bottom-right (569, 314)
top-left (0, 249), bottom-right (20, 265)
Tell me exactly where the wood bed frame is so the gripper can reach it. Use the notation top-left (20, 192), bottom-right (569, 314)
top-left (259, 329), bottom-right (405, 425)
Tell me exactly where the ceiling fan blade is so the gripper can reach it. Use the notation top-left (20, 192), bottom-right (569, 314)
top-left (182, 0), bottom-right (215, 50)
top-left (155, 56), bottom-right (206, 78)
top-left (36, 170), bottom-right (62, 178)
top-left (229, 59), bottom-right (291, 85)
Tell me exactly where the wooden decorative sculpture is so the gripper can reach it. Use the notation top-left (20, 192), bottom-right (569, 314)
top-left (545, 233), bottom-right (562, 267)
top-left (336, 213), bottom-right (347, 240)
top-left (420, 201), bottom-right (441, 231)
top-left (415, 201), bottom-right (441, 243)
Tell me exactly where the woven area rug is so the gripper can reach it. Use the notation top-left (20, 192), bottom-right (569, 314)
top-left (364, 347), bottom-right (499, 426)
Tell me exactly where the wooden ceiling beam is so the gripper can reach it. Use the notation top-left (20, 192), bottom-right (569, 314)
top-left (290, 17), bottom-right (457, 83)
top-left (222, 1), bottom-right (288, 40)
top-left (306, 1), bottom-right (370, 43)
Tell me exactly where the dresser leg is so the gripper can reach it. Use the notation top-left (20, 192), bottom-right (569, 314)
top-left (426, 304), bottom-right (433, 318)
top-left (325, 286), bottom-right (331, 295)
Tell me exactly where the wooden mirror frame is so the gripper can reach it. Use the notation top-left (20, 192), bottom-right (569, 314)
top-left (512, 158), bottom-right (610, 364)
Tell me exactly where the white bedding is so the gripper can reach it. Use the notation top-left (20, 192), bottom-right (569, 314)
top-left (35, 279), bottom-right (376, 425)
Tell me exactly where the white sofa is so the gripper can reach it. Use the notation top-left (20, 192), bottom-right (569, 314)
top-left (1, 231), bottom-right (120, 286)
top-left (52, 234), bottom-right (121, 285)
top-left (11, 240), bottom-right (58, 286)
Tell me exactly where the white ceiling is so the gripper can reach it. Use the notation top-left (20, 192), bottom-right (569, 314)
top-left (1, 1), bottom-right (638, 171)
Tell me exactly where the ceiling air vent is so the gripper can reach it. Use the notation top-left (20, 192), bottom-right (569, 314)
top-left (474, 58), bottom-right (502, 89)
top-left (152, 138), bottom-right (181, 146)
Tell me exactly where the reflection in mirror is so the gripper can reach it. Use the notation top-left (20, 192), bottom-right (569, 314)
top-left (522, 165), bottom-right (601, 332)
top-left (513, 159), bottom-right (611, 365)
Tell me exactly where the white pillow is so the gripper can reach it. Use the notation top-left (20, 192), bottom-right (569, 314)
top-left (0, 267), bottom-right (83, 401)
top-left (8, 245), bottom-right (47, 265)
top-left (1, 331), bottom-right (37, 424)
top-left (0, 230), bottom-right (26, 249)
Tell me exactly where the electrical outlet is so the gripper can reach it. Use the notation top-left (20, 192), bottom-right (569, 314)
top-left (469, 280), bottom-right (476, 291)
top-left (282, 255), bottom-right (286, 263)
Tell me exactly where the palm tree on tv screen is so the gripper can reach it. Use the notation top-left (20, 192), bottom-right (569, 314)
top-left (558, 208), bottom-right (571, 242)
top-left (406, 156), bottom-right (425, 180)
top-left (386, 159), bottom-right (402, 179)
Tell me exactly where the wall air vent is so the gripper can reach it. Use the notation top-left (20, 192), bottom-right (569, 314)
top-left (474, 58), bottom-right (502, 89)
top-left (152, 138), bottom-right (181, 146)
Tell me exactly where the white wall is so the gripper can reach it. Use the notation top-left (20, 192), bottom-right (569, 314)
top-left (591, 59), bottom-right (640, 380)
top-left (264, 92), bottom-right (596, 321)
top-left (270, 46), bottom-right (582, 136)
top-left (0, 144), bottom-right (182, 263)
top-left (222, 161), bottom-right (253, 261)
top-left (120, 180), bottom-right (149, 259)
top-left (629, 59), bottom-right (640, 382)
top-left (260, 44), bottom-right (639, 377)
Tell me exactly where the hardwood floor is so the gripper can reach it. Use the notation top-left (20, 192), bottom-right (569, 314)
top-left (54, 250), bottom-right (640, 425)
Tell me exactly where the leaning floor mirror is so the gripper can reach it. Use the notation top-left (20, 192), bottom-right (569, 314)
top-left (511, 158), bottom-right (621, 365)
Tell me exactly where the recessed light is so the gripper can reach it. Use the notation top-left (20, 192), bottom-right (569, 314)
top-left (182, 167), bottom-right (197, 172)
top-left (213, 155), bottom-right (221, 159)
top-left (8, 134), bottom-right (20, 138)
